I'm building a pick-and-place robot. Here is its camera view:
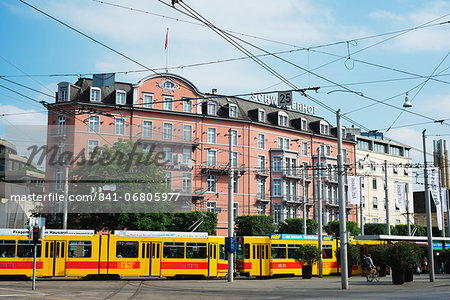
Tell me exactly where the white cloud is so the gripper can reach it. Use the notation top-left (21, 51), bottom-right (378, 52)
top-left (369, 10), bottom-right (405, 22)
top-left (0, 105), bottom-right (47, 126)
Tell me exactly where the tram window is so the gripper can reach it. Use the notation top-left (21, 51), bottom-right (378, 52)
top-left (186, 243), bottom-right (207, 259)
top-left (163, 242), bottom-right (184, 259)
top-left (261, 245), bottom-right (265, 259)
top-left (0, 240), bottom-right (15, 257)
top-left (253, 245), bottom-right (256, 259)
top-left (56, 242), bottom-right (60, 258)
top-left (68, 241), bottom-right (92, 258)
top-left (213, 245), bottom-right (217, 259)
top-left (271, 244), bottom-right (286, 259)
top-left (156, 244), bottom-right (160, 258)
top-left (152, 244), bottom-right (156, 258)
top-left (17, 241), bottom-right (42, 258)
top-left (142, 243), bottom-right (145, 258)
top-left (146, 244), bottom-right (150, 259)
top-left (45, 242), bottom-right (49, 258)
top-left (244, 244), bottom-right (250, 259)
top-left (323, 245), bottom-right (333, 259)
top-left (116, 241), bottom-right (138, 258)
top-left (219, 244), bottom-right (226, 260)
top-left (266, 245), bottom-right (269, 259)
top-left (61, 242), bottom-right (65, 258)
top-left (257, 245), bottom-right (260, 259)
top-left (50, 242), bottom-right (54, 258)
top-left (287, 244), bottom-right (301, 259)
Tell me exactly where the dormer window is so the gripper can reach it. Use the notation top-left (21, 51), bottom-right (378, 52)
top-left (278, 112), bottom-right (288, 127)
top-left (319, 121), bottom-right (329, 135)
top-left (163, 96), bottom-right (173, 111)
top-left (90, 87), bottom-right (101, 102)
top-left (341, 127), bottom-right (346, 138)
top-left (258, 109), bottom-right (265, 122)
top-left (229, 104), bottom-right (238, 118)
top-left (143, 93), bottom-right (153, 108)
top-left (116, 90), bottom-right (126, 105)
top-left (301, 118), bottom-right (307, 131)
top-left (207, 102), bottom-right (216, 115)
top-left (57, 82), bottom-right (70, 102)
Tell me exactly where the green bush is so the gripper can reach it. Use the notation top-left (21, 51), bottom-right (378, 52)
top-left (440, 248), bottom-right (450, 264)
top-left (364, 223), bottom-right (389, 235)
top-left (278, 218), bottom-right (318, 234)
top-left (324, 221), bottom-right (360, 237)
top-left (386, 241), bottom-right (420, 270)
top-left (293, 244), bottom-right (322, 266)
top-left (369, 244), bottom-right (388, 266)
top-left (336, 244), bottom-right (360, 265)
top-left (235, 215), bottom-right (275, 236)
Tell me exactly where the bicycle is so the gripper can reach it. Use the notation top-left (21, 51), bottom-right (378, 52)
top-left (366, 267), bottom-right (379, 282)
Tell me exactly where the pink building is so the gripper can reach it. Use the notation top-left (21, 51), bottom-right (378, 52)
top-left (46, 73), bottom-right (356, 235)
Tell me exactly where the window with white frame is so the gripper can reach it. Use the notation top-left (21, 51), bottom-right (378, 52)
top-left (273, 179), bottom-right (281, 196)
top-left (165, 171), bottom-right (172, 188)
top-left (232, 152), bottom-right (238, 168)
top-left (231, 130), bottom-right (238, 146)
top-left (278, 137), bottom-right (289, 149)
top-left (206, 175), bottom-right (216, 192)
top-left (55, 169), bottom-right (64, 191)
top-left (207, 128), bottom-right (216, 144)
top-left (273, 157), bottom-right (281, 172)
top-left (182, 173), bottom-right (192, 194)
top-left (57, 115), bottom-right (66, 135)
top-left (373, 217), bottom-right (379, 223)
top-left (257, 133), bottom-right (265, 149)
top-left (183, 98), bottom-right (192, 113)
top-left (87, 140), bottom-right (99, 158)
top-left (395, 219), bottom-right (401, 225)
top-left (301, 118), bottom-right (307, 131)
top-left (278, 112), bottom-right (288, 127)
top-left (163, 96), bottom-right (173, 111)
top-left (372, 178), bottom-right (377, 190)
top-left (370, 161), bottom-right (376, 171)
top-left (207, 150), bottom-right (216, 166)
top-left (273, 204), bottom-right (281, 224)
top-left (233, 202), bottom-right (239, 218)
top-left (257, 178), bottom-right (265, 199)
top-left (182, 148), bottom-right (191, 164)
top-left (116, 90), bottom-right (126, 105)
top-left (257, 155), bottom-right (265, 172)
top-left (90, 87), bottom-right (101, 102)
top-left (393, 164), bottom-right (398, 174)
top-left (89, 116), bottom-right (99, 133)
top-left (284, 138), bottom-right (290, 149)
top-left (142, 121), bottom-right (152, 138)
top-left (404, 166), bottom-right (409, 176)
top-left (207, 102), bottom-right (216, 115)
top-left (163, 123), bottom-right (172, 140)
top-left (257, 204), bottom-right (266, 215)
top-left (229, 104), bottom-right (238, 118)
top-left (58, 85), bottom-right (68, 102)
top-left (301, 141), bottom-right (308, 156)
top-left (163, 147), bottom-right (172, 163)
top-left (183, 125), bottom-right (192, 141)
top-left (325, 145), bottom-right (331, 156)
top-left (319, 122), bottom-right (329, 135)
top-left (258, 109), bottom-right (265, 122)
top-left (206, 201), bottom-right (216, 212)
top-left (373, 197), bottom-right (378, 209)
top-left (233, 177), bottom-right (238, 194)
top-left (143, 93), bottom-right (153, 108)
top-left (115, 118), bottom-right (125, 135)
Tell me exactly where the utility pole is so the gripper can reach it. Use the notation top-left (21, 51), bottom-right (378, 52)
top-left (423, 130), bottom-right (435, 282)
top-left (438, 169), bottom-right (445, 237)
top-left (384, 160), bottom-right (390, 235)
top-left (63, 164), bottom-right (68, 229)
top-left (227, 129), bottom-right (234, 283)
top-left (406, 183), bottom-right (411, 236)
top-left (360, 176), bottom-right (364, 236)
top-left (317, 146), bottom-right (323, 278)
top-left (302, 164), bottom-right (307, 235)
top-left (337, 109), bottom-right (348, 289)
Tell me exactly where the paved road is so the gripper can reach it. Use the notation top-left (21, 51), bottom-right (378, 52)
top-left (1, 274), bottom-right (449, 300)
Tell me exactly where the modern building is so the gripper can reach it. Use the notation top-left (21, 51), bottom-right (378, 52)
top-left (413, 191), bottom-right (448, 229)
top-left (0, 139), bottom-right (45, 228)
top-left (433, 139), bottom-right (450, 189)
top-left (46, 73), bottom-right (357, 235)
top-left (347, 128), bottom-right (413, 230)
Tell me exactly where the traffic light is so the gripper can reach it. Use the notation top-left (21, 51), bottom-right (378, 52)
top-left (32, 227), bottom-right (39, 244)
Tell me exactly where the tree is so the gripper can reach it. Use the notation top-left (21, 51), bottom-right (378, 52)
top-left (278, 218), bottom-right (318, 234)
top-left (235, 215), bottom-right (275, 236)
top-left (324, 221), bottom-right (360, 237)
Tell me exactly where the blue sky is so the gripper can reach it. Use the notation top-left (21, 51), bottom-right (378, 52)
top-left (1, 0), bottom-right (449, 186)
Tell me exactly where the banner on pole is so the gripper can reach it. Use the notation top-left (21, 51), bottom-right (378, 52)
top-left (394, 182), bottom-right (406, 210)
top-left (347, 175), bottom-right (360, 205)
top-left (441, 188), bottom-right (447, 212)
top-left (429, 167), bottom-right (443, 230)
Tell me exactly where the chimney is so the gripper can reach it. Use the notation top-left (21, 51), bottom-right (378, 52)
top-left (211, 88), bottom-right (217, 95)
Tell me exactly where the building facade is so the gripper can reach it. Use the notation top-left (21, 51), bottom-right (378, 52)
top-left (46, 73), bottom-right (357, 235)
top-left (348, 128), bottom-right (413, 229)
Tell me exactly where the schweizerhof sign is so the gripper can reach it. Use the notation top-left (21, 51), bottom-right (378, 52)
top-left (250, 92), bottom-right (318, 115)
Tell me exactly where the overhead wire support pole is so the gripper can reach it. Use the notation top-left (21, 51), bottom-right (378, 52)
top-left (317, 146), bottom-right (323, 278)
top-left (422, 130), bottom-right (435, 282)
top-left (385, 160), bottom-right (390, 235)
top-left (360, 176), bottom-right (364, 236)
top-left (227, 129), bottom-right (234, 283)
top-left (337, 109), bottom-right (348, 289)
top-left (302, 165), bottom-right (307, 235)
top-left (406, 182), bottom-right (411, 236)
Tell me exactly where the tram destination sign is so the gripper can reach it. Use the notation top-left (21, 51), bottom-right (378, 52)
top-left (270, 234), bottom-right (333, 241)
top-left (114, 230), bottom-right (208, 239)
top-left (0, 229), bottom-right (95, 236)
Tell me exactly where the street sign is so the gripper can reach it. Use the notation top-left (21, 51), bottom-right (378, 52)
top-left (278, 91), bottom-right (292, 108)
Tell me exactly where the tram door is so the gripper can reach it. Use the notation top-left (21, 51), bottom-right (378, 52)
top-left (208, 243), bottom-right (218, 277)
top-left (260, 243), bottom-right (270, 276)
top-left (150, 242), bottom-right (161, 277)
top-left (252, 244), bottom-right (261, 276)
top-left (43, 240), bottom-right (66, 277)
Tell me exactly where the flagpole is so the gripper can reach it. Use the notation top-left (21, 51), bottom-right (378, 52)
top-left (165, 28), bottom-right (169, 73)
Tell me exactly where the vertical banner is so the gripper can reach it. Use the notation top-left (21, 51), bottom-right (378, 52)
top-left (394, 182), bottom-right (406, 210)
top-left (347, 175), bottom-right (360, 205)
top-left (429, 167), bottom-right (443, 230)
top-left (441, 188), bottom-right (447, 212)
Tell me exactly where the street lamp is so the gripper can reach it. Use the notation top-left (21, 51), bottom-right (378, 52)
top-left (403, 92), bottom-right (412, 108)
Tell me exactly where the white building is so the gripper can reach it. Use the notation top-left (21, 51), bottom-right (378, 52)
top-left (347, 129), bottom-right (413, 230)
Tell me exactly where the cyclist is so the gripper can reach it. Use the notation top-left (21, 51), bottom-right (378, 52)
top-left (367, 254), bottom-right (376, 271)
